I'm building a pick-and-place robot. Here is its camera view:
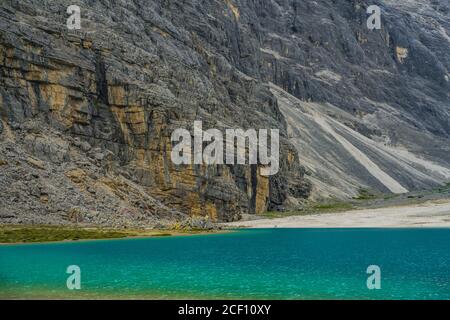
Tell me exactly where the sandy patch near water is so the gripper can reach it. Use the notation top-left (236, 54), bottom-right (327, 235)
top-left (225, 201), bottom-right (450, 228)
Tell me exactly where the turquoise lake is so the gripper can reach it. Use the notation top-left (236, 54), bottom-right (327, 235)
top-left (0, 228), bottom-right (449, 299)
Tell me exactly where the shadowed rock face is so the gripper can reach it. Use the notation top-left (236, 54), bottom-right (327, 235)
top-left (0, 0), bottom-right (449, 225)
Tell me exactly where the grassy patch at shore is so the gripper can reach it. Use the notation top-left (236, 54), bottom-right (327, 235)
top-left (0, 226), bottom-right (133, 244)
top-left (0, 225), bottom-right (208, 244)
top-left (261, 201), bottom-right (354, 219)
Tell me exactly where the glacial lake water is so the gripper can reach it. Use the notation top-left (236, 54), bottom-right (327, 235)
top-left (0, 228), bottom-right (449, 299)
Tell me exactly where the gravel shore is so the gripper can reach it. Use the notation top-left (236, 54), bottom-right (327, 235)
top-left (225, 200), bottom-right (450, 228)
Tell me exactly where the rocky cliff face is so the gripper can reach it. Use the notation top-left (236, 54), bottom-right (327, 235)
top-left (0, 0), bottom-right (449, 226)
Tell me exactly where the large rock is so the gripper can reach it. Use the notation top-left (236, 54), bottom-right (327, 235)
top-left (0, 0), bottom-right (312, 224)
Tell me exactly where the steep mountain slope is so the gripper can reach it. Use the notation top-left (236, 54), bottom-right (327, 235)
top-left (0, 0), bottom-right (449, 225)
top-left (271, 83), bottom-right (450, 198)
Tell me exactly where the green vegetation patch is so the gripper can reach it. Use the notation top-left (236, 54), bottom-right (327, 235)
top-left (0, 225), bottom-right (217, 244)
top-left (0, 226), bottom-right (132, 244)
top-left (312, 202), bottom-right (354, 211)
top-left (428, 182), bottom-right (450, 194)
top-left (353, 188), bottom-right (379, 200)
top-left (261, 201), bottom-right (354, 219)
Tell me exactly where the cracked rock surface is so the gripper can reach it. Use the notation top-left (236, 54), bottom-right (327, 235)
top-left (0, 0), bottom-right (449, 226)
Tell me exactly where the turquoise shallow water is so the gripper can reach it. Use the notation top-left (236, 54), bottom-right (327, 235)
top-left (0, 228), bottom-right (449, 299)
